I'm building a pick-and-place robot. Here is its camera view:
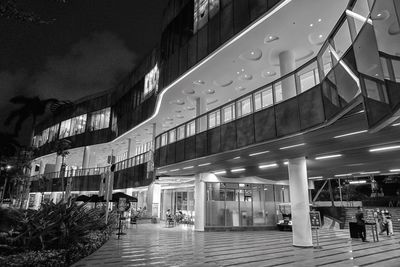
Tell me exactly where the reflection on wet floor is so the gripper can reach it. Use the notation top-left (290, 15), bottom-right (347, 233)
top-left (74, 223), bottom-right (400, 267)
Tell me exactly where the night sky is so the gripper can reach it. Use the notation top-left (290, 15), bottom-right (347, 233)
top-left (0, 0), bottom-right (168, 145)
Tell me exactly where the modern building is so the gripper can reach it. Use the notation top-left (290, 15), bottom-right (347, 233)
top-left (28, 0), bottom-right (400, 247)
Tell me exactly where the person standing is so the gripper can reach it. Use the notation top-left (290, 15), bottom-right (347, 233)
top-left (355, 206), bottom-right (367, 242)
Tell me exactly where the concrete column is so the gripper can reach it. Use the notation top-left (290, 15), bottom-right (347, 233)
top-left (195, 97), bottom-right (207, 132)
top-left (82, 146), bottom-right (90, 169)
top-left (279, 50), bottom-right (297, 100)
top-left (55, 156), bottom-right (62, 173)
top-left (89, 151), bottom-right (96, 168)
top-left (145, 183), bottom-right (161, 218)
top-left (39, 161), bottom-right (45, 175)
top-left (288, 157), bottom-right (313, 247)
top-left (194, 173), bottom-right (206, 231)
top-left (127, 138), bottom-right (136, 158)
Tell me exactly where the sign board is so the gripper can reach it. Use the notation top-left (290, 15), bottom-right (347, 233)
top-left (310, 211), bottom-right (322, 229)
top-left (365, 209), bottom-right (376, 224)
top-left (118, 197), bottom-right (126, 212)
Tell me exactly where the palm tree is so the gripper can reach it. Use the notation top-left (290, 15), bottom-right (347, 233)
top-left (5, 96), bottom-right (58, 138)
top-left (55, 139), bottom-right (71, 202)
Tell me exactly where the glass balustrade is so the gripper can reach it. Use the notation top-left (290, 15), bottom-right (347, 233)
top-left (155, 0), bottom-right (382, 150)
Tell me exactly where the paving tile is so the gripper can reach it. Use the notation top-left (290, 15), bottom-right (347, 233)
top-left (73, 224), bottom-right (400, 267)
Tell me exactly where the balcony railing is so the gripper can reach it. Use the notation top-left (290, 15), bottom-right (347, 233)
top-left (31, 151), bottom-right (153, 180)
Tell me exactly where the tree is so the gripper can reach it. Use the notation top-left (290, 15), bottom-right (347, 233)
top-left (5, 96), bottom-right (58, 137)
top-left (0, 132), bottom-right (20, 161)
top-left (55, 139), bottom-right (71, 202)
top-left (0, 0), bottom-right (67, 24)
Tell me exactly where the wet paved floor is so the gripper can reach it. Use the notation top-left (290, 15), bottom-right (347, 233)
top-left (74, 223), bottom-right (400, 267)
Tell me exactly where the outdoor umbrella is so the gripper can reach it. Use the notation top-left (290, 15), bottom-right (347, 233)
top-left (75, 195), bottom-right (91, 202)
top-left (111, 192), bottom-right (138, 202)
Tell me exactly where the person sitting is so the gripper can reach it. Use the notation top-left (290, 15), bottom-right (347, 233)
top-left (165, 209), bottom-right (174, 227)
top-left (355, 206), bottom-right (367, 242)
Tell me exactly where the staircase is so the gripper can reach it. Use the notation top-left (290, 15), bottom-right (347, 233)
top-left (344, 207), bottom-right (400, 233)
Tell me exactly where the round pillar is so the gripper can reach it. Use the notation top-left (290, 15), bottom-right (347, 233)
top-left (288, 157), bottom-right (313, 247)
top-left (82, 146), bottom-right (90, 169)
top-left (194, 173), bottom-right (206, 231)
top-left (279, 50), bottom-right (297, 100)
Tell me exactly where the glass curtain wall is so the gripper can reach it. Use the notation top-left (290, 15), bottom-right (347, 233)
top-left (161, 187), bottom-right (195, 220)
top-left (206, 182), bottom-right (289, 227)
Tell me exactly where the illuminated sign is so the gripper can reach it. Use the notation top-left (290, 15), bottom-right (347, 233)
top-left (144, 64), bottom-right (159, 96)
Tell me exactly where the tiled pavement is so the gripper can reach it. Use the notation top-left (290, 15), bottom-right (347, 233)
top-left (74, 223), bottom-right (400, 267)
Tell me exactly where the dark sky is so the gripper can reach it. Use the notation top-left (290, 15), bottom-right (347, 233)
top-left (0, 0), bottom-right (168, 145)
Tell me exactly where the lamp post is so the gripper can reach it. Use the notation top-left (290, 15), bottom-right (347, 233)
top-left (0, 165), bottom-right (12, 205)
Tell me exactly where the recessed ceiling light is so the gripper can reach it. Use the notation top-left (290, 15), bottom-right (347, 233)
top-left (170, 169), bottom-right (180, 172)
top-left (214, 170), bottom-right (226, 175)
top-left (318, 18), bottom-right (322, 22)
top-left (377, 13), bottom-right (382, 17)
top-left (360, 171), bottom-right (380, 175)
top-left (259, 163), bottom-right (278, 169)
top-left (233, 156), bottom-right (240, 160)
top-left (231, 168), bottom-right (245, 173)
top-left (315, 154), bottom-right (342, 160)
top-left (198, 162), bottom-right (211, 166)
top-left (389, 169), bottom-right (400, 172)
top-left (334, 130), bottom-right (367, 138)
top-left (279, 143), bottom-right (305, 150)
top-left (392, 122), bottom-right (400, 126)
top-left (335, 173), bottom-right (352, 177)
top-left (309, 23), bottom-right (314, 27)
top-left (264, 35), bottom-right (279, 43)
top-left (183, 166), bottom-right (194, 170)
top-left (249, 151), bottom-right (269, 157)
top-left (283, 161), bottom-right (289, 165)
top-left (369, 145), bottom-right (400, 152)
top-left (319, 34), bottom-right (323, 38)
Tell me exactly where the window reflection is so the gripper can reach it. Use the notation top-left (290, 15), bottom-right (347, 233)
top-left (89, 107), bottom-right (110, 131)
top-left (193, 0), bottom-right (220, 33)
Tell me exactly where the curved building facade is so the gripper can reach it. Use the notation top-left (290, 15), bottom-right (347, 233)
top-left (28, 0), bottom-right (400, 246)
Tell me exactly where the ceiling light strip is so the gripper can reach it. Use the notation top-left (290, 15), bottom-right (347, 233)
top-left (315, 154), bottom-right (342, 160)
top-left (259, 163), bottom-right (278, 169)
top-left (333, 130), bottom-right (367, 138)
top-left (213, 170), bottom-right (226, 175)
top-left (389, 169), bottom-right (400, 172)
top-left (249, 151), bottom-right (270, 157)
top-left (359, 171), bottom-right (380, 175)
top-left (231, 168), bottom-right (245, 173)
top-left (279, 143), bottom-right (305, 150)
top-left (198, 163), bottom-right (211, 166)
top-left (309, 176), bottom-right (323, 179)
top-left (183, 166), bottom-right (194, 170)
top-left (392, 123), bottom-right (400, 126)
top-left (334, 173), bottom-right (352, 177)
top-left (369, 145), bottom-right (400, 152)
top-left (113, 0), bottom-right (293, 142)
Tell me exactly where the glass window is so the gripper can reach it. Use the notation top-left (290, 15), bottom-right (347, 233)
top-left (194, 0), bottom-right (220, 33)
top-left (89, 107), bottom-right (111, 131)
top-left (168, 129), bottom-right (176, 144)
top-left (59, 119), bottom-right (71, 139)
top-left (297, 61), bottom-right (320, 93)
top-left (206, 183), bottom-right (225, 226)
top-left (155, 136), bottom-right (160, 149)
top-left (261, 87), bottom-right (273, 108)
top-left (237, 96), bottom-right (252, 117)
top-left (254, 92), bottom-right (262, 111)
top-left (70, 114), bottom-right (87, 136)
top-left (320, 45), bottom-right (335, 77)
top-left (274, 82), bottom-right (283, 103)
top-left (48, 124), bottom-right (60, 142)
top-left (222, 104), bottom-right (235, 123)
top-left (208, 110), bottom-right (220, 129)
top-left (161, 133), bottom-right (167, 146)
top-left (177, 125), bottom-right (185, 140)
top-left (393, 60), bottom-right (400, 82)
top-left (186, 120), bottom-right (196, 137)
top-left (144, 64), bottom-right (159, 96)
top-left (333, 19), bottom-right (352, 59)
top-left (198, 115), bottom-right (207, 133)
top-left (41, 128), bottom-right (49, 145)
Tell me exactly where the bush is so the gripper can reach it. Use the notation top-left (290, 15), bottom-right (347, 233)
top-left (0, 201), bottom-right (118, 266)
